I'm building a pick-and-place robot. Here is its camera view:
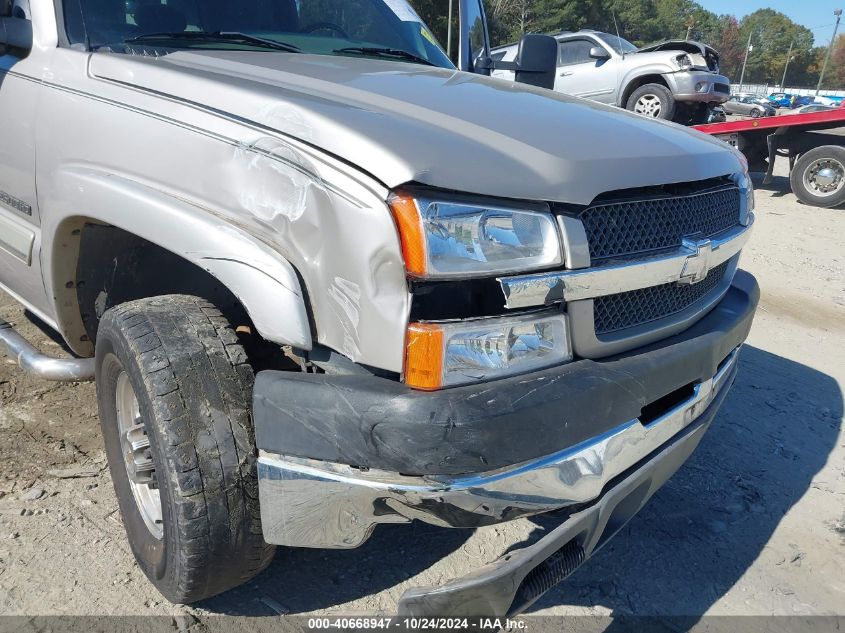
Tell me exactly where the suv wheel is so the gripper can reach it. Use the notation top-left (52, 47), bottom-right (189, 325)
top-left (96, 295), bottom-right (275, 603)
top-left (626, 84), bottom-right (676, 121)
top-left (790, 146), bottom-right (845, 208)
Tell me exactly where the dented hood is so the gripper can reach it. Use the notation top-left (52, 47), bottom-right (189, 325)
top-left (637, 39), bottom-right (719, 58)
top-left (637, 40), bottom-right (721, 72)
top-left (89, 51), bottom-right (741, 205)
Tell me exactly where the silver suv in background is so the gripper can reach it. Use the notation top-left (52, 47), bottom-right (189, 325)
top-left (492, 30), bottom-right (731, 124)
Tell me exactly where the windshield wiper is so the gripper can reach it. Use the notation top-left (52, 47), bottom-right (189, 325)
top-left (125, 31), bottom-right (303, 53)
top-left (333, 47), bottom-right (434, 66)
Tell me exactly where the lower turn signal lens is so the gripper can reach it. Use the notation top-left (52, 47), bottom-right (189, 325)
top-left (404, 313), bottom-right (571, 390)
top-left (404, 323), bottom-right (445, 390)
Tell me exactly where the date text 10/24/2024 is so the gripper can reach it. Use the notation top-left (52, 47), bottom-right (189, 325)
top-left (307, 618), bottom-right (529, 631)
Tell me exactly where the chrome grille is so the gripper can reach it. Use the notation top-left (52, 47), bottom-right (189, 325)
top-left (580, 185), bottom-right (741, 263)
top-left (593, 260), bottom-right (731, 336)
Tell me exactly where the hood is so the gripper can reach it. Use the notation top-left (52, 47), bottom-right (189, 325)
top-left (637, 39), bottom-right (720, 72)
top-left (89, 51), bottom-right (740, 205)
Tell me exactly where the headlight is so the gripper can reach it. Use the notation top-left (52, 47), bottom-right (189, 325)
top-left (676, 54), bottom-right (693, 69)
top-left (733, 166), bottom-right (754, 225)
top-left (404, 312), bottom-right (572, 389)
top-left (389, 192), bottom-right (562, 278)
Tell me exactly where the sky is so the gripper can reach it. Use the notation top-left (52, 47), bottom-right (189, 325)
top-left (701, 0), bottom-right (843, 44)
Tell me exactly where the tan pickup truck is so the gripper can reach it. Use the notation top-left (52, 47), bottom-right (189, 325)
top-left (0, 0), bottom-right (756, 616)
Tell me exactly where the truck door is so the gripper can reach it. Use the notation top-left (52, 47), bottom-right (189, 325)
top-left (0, 1), bottom-right (49, 315)
top-left (555, 37), bottom-right (617, 103)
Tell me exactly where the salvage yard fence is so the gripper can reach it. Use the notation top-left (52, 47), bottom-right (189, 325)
top-left (735, 83), bottom-right (845, 98)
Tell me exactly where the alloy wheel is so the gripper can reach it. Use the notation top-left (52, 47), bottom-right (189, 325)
top-left (115, 371), bottom-right (163, 539)
top-left (634, 94), bottom-right (662, 117)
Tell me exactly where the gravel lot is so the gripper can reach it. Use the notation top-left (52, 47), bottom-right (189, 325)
top-left (0, 161), bottom-right (843, 624)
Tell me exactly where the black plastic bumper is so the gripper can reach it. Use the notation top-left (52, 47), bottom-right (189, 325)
top-left (396, 377), bottom-right (732, 617)
top-left (254, 271), bottom-right (759, 476)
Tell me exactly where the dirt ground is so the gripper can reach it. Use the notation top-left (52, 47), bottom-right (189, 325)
top-left (0, 161), bottom-right (843, 623)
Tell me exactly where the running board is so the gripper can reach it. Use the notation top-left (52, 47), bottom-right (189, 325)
top-left (0, 319), bottom-right (95, 382)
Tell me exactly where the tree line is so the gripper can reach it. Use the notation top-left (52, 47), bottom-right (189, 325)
top-left (410, 0), bottom-right (844, 90)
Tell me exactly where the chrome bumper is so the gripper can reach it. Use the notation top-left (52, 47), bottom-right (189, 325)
top-left (666, 71), bottom-right (731, 103)
top-left (257, 347), bottom-right (740, 549)
top-left (398, 403), bottom-right (719, 617)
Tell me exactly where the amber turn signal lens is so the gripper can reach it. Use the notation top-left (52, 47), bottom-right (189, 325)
top-left (388, 193), bottom-right (427, 276)
top-left (404, 323), bottom-right (444, 390)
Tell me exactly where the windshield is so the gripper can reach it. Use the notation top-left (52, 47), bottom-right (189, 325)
top-left (595, 32), bottom-right (638, 55)
top-left (63, 0), bottom-right (453, 68)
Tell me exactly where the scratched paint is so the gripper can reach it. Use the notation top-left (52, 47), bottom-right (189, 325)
top-left (233, 139), bottom-right (318, 223)
top-left (327, 277), bottom-right (363, 359)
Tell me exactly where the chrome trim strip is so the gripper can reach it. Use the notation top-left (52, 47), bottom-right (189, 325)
top-left (731, 172), bottom-right (754, 226)
top-left (0, 212), bottom-right (35, 265)
top-left (499, 214), bottom-right (753, 309)
top-left (257, 347), bottom-right (740, 549)
top-left (556, 214), bottom-right (591, 269)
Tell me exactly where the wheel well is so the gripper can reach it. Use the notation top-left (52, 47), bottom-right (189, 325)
top-left (621, 75), bottom-right (669, 107)
top-left (74, 224), bottom-right (248, 344)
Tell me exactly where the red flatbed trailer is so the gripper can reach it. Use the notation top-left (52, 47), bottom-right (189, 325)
top-left (693, 109), bottom-right (845, 208)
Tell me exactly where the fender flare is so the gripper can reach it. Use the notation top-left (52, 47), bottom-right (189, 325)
top-left (619, 66), bottom-right (675, 106)
top-left (42, 166), bottom-right (312, 356)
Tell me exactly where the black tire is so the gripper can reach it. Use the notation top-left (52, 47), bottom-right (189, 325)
top-left (789, 145), bottom-right (845, 209)
top-left (675, 103), bottom-right (710, 126)
top-left (688, 104), bottom-right (710, 126)
top-left (625, 83), bottom-right (677, 121)
top-left (750, 109), bottom-right (761, 119)
top-left (95, 295), bottom-right (275, 604)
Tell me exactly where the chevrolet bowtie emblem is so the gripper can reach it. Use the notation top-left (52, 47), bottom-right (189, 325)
top-left (679, 237), bottom-right (713, 285)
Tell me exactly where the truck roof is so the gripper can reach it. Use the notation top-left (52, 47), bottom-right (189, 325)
top-left (492, 29), bottom-right (602, 51)
top-left (549, 29), bottom-right (598, 36)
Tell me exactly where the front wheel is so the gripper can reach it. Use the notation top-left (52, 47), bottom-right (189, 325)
top-left (789, 145), bottom-right (845, 208)
top-left (626, 83), bottom-right (677, 121)
top-left (750, 109), bottom-right (761, 119)
top-left (96, 295), bottom-right (275, 603)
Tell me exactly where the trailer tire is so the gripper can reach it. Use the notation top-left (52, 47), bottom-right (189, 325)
top-left (626, 84), bottom-right (676, 121)
top-left (790, 145), bottom-right (845, 208)
top-left (95, 295), bottom-right (275, 604)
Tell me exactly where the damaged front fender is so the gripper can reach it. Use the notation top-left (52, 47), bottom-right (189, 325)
top-left (44, 166), bottom-right (312, 354)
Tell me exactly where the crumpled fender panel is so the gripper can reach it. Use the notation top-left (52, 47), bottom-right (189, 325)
top-left (637, 39), bottom-right (720, 71)
top-left (37, 54), bottom-right (411, 371)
